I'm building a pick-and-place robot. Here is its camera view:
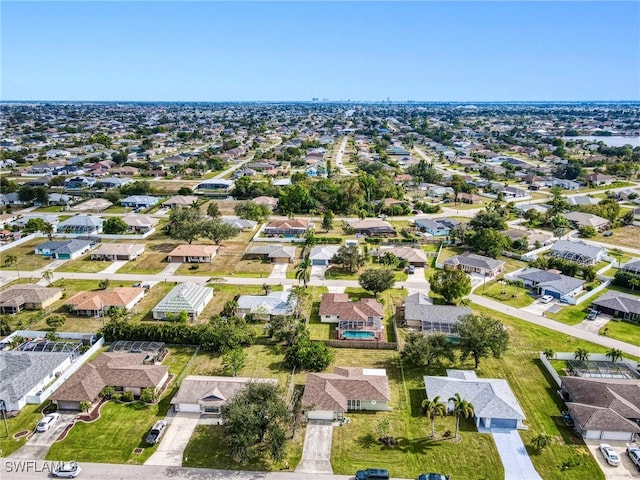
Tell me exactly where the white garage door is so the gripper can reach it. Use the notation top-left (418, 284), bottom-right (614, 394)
top-left (307, 410), bottom-right (335, 421)
top-left (601, 431), bottom-right (634, 441)
top-left (176, 403), bottom-right (201, 413)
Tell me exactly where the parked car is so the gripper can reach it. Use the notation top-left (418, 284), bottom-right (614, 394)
top-left (627, 446), bottom-right (640, 470)
top-left (52, 462), bottom-right (81, 478)
top-left (355, 468), bottom-right (390, 480)
top-left (145, 420), bottom-right (167, 445)
top-left (599, 443), bottom-right (621, 466)
top-left (36, 413), bottom-right (60, 432)
top-left (407, 265), bottom-right (416, 274)
top-left (540, 295), bottom-right (554, 304)
top-left (417, 474), bottom-right (450, 480)
top-left (586, 309), bottom-right (599, 320)
top-left (603, 231), bottom-right (613, 237)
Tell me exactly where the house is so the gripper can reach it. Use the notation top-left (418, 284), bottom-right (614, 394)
top-left (64, 176), bottom-right (96, 189)
top-left (251, 196), bottom-right (279, 210)
top-left (0, 284), bottom-right (63, 314)
top-left (34, 239), bottom-right (96, 260)
top-left (424, 370), bottom-right (527, 430)
top-left (309, 245), bottom-right (341, 266)
top-left (584, 173), bottom-right (616, 186)
top-left (220, 216), bottom-right (257, 231)
top-left (591, 291), bottom-right (640, 321)
top-left (12, 214), bottom-right (59, 230)
top-left (502, 186), bottom-right (528, 199)
top-left (167, 244), bottom-right (218, 263)
top-left (377, 246), bottom-right (428, 267)
top-left (503, 229), bottom-right (554, 248)
top-left (48, 193), bottom-right (77, 207)
top-left (50, 352), bottom-right (169, 411)
top-left (414, 218), bottom-right (459, 237)
top-left (57, 215), bottom-right (103, 234)
top-left (548, 178), bottom-right (581, 190)
top-left (550, 240), bottom-right (608, 266)
top-left (403, 292), bottom-right (471, 334)
top-left (567, 196), bottom-right (600, 207)
top-left (512, 268), bottom-right (585, 302)
top-left (561, 376), bottom-right (640, 441)
top-left (302, 367), bottom-right (392, 421)
top-left (89, 243), bottom-right (145, 261)
top-left (120, 195), bottom-right (159, 209)
top-left (245, 245), bottom-right (296, 263)
top-left (152, 282), bottom-right (214, 321)
top-left (64, 287), bottom-right (145, 316)
top-left (319, 293), bottom-right (384, 340)
top-left (620, 259), bottom-right (640, 275)
top-left (196, 179), bottom-right (234, 196)
top-left (121, 214), bottom-right (159, 233)
top-left (443, 253), bottom-right (505, 277)
top-left (263, 219), bottom-right (310, 237)
top-left (162, 195), bottom-right (198, 209)
top-left (236, 291), bottom-right (296, 320)
top-left (96, 177), bottom-right (133, 189)
top-left (171, 376), bottom-right (278, 420)
top-left (347, 218), bottom-right (396, 236)
top-left (564, 212), bottom-right (610, 231)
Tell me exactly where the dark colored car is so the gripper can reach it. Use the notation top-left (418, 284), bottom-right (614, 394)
top-left (355, 468), bottom-right (390, 480)
top-left (417, 474), bottom-right (450, 480)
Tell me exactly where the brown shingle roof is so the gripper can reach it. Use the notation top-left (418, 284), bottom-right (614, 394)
top-left (64, 287), bottom-right (145, 311)
top-left (319, 294), bottom-right (384, 321)
top-left (265, 219), bottom-right (309, 229)
top-left (168, 244), bottom-right (218, 257)
top-left (0, 284), bottom-right (62, 308)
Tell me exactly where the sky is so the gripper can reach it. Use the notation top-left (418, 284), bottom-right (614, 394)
top-left (2, 1), bottom-right (639, 102)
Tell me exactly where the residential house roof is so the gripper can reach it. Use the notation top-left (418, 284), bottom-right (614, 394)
top-left (347, 218), bottom-right (396, 232)
top-left (309, 245), bottom-right (341, 262)
top-left (564, 211), bottom-right (610, 229)
top-left (58, 215), bottom-right (103, 229)
top-left (162, 195), bottom-right (198, 207)
top-left (302, 367), bottom-right (391, 412)
top-left (121, 214), bottom-right (159, 229)
top-left (443, 253), bottom-right (505, 271)
top-left (237, 291), bottom-right (295, 317)
top-left (64, 287), bottom-right (145, 311)
top-left (514, 268), bottom-right (585, 294)
top-left (425, 370), bottom-right (526, 421)
top-left (621, 259), bottom-right (640, 275)
top-left (0, 284), bottom-right (63, 309)
top-left (152, 282), bottom-right (213, 314)
top-left (404, 293), bottom-right (471, 325)
top-left (551, 240), bottom-right (605, 261)
top-left (90, 243), bottom-right (144, 257)
top-left (170, 375), bottom-right (278, 406)
top-left (168, 244), bottom-right (219, 258)
top-left (378, 246), bottom-right (428, 264)
top-left (591, 291), bottom-right (640, 316)
top-left (120, 195), bottom-right (159, 205)
top-left (319, 293), bottom-right (383, 321)
top-left (247, 245), bottom-right (296, 259)
top-left (251, 196), bottom-right (278, 209)
top-left (265, 219), bottom-right (309, 230)
top-left (220, 216), bottom-right (257, 230)
top-left (36, 239), bottom-right (94, 255)
top-left (414, 217), bottom-right (459, 231)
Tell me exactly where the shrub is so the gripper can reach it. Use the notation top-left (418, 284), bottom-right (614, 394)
top-left (111, 393), bottom-right (122, 401)
top-left (121, 391), bottom-right (134, 402)
top-left (101, 386), bottom-right (116, 399)
top-left (140, 388), bottom-right (156, 403)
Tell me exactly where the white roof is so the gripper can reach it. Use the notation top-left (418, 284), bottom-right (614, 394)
top-left (152, 282), bottom-right (213, 314)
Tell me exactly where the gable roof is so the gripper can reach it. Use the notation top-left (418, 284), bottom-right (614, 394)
top-left (378, 246), bottom-right (428, 264)
top-left (90, 243), bottom-right (144, 257)
top-left (319, 293), bottom-right (383, 321)
top-left (347, 218), bottom-right (396, 232)
top-left (162, 195), bottom-right (198, 206)
top-left (404, 293), bottom-right (471, 324)
top-left (514, 268), bottom-right (585, 294)
top-left (265, 219), bottom-right (309, 230)
top-left (302, 367), bottom-right (391, 412)
top-left (247, 244), bottom-right (296, 259)
top-left (425, 370), bottom-right (526, 421)
top-left (36, 239), bottom-right (93, 255)
top-left (58, 215), bottom-right (102, 228)
top-left (170, 375), bottom-right (278, 406)
top-left (168, 244), bottom-right (218, 258)
top-left (550, 240), bottom-right (605, 260)
top-left (564, 211), bottom-right (610, 228)
top-left (309, 245), bottom-right (341, 261)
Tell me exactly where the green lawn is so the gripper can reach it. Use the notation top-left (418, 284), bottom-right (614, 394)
top-left (477, 281), bottom-right (535, 308)
top-left (55, 255), bottom-right (110, 273)
top-left (0, 239), bottom-right (52, 272)
top-left (600, 319), bottom-right (640, 345)
top-left (0, 404), bottom-right (45, 457)
top-left (116, 252), bottom-right (167, 275)
top-left (545, 288), bottom-right (614, 326)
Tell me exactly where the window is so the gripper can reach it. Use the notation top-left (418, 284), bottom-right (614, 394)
top-left (204, 406), bottom-right (220, 414)
top-left (347, 399), bottom-right (361, 410)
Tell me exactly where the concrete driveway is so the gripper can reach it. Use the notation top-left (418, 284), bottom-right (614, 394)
top-left (145, 412), bottom-right (200, 466)
top-left (403, 267), bottom-right (429, 295)
top-left (310, 265), bottom-right (328, 280)
top-left (9, 413), bottom-right (77, 460)
top-left (490, 428), bottom-right (542, 480)
top-left (585, 440), bottom-right (640, 479)
top-left (295, 420), bottom-right (334, 474)
top-left (521, 299), bottom-right (554, 316)
top-left (99, 260), bottom-right (128, 274)
top-left (575, 314), bottom-right (610, 334)
top-left (269, 263), bottom-right (288, 279)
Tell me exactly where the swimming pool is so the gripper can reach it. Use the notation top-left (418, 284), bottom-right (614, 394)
top-left (342, 330), bottom-right (376, 340)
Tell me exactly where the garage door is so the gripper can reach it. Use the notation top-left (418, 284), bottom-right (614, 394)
top-left (491, 418), bottom-right (517, 429)
top-left (307, 410), bottom-right (335, 421)
top-left (176, 403), bottom-right (201, 413)
top-left (57, 400), bottom-right (80, 411)
top-left (312, 260), bottom-right (326, 266)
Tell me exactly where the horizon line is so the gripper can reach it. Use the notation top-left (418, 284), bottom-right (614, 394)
top-left (2, 99), bottom-right (640, 104)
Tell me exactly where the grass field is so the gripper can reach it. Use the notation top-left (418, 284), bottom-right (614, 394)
top-left (600, 319), bottom-right (640, 345)
top-left (116, 251), bottom-right (168, 275)
top-left (593, 225), bottom-right (640, 250)
top-left (55, 254), bottom-right (110, 273)
top-left (0, 404), bottom-right (46, 457)
top-left (477, 281), bottom-right (535, 308)
top-left (0, 239), bottom-right (52, 271)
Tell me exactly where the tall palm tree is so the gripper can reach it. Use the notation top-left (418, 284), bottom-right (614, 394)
top-left (4, 254), bottom-right (19, 282)
top-left (606, 348), bottom-right (623, 363)
top-left (449, 393), bottom-right (474, 440)
top-left (421, 396), bottom-right (447, 438)
top-left (41, 269), bottom-right (54, 286)
top-left (574, 348), bottom-right (589, 362)
top-left (295, 259), bottom-right (311, 288)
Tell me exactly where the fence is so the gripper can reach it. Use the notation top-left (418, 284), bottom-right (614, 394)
top-left (434, 242), bottom-right (445, 269)
top-left (319, 339), bottom-right (397, 350)
top-left (54, 229), bottom-right (156, 240)
top-left (573, 279), bottom-right (611, 305)
top-left (0, 232), bottom-right (37, 253)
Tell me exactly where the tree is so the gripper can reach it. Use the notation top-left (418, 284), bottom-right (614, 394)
top-left (221, 382), bottom-right (291, 463)
top-left (41, 269), bottom-right (54, 286)
top-left (578, 225), bottom-right (597, 238)
top-left (45, 314), bottom-right (66, 331)
top-left (358, 269), bottom-right (395, 297)
top-left (468, 229), bottom-right (511, 258)
top-left (531, 433), bottom-right (554, 452)
top-left (204, 219), bottom-right (239, 245)
top-left (207, 201), bottom-right (221, 218)
top-left (401, 332), bottom-right (455, 369)
top-left (4, 254), bottom-right (19, 282)
top-left (23, 218), bottom-right (53, 236)
top-left (470, 210), bottom-right (507, 231)
top-left (379, 251), bottom-right (399, 267)
top-left (331, 244), bottom-right (365, 273)
top-left (295, 259), bottom-right (311, 287)
top-left (79, 400), bottom-right (92, 413)
top-left (102, 217), bottom-right (128, 235)
top-left (574, 348), bottom-right (589, 362)
top-left (98, 279), bottom-right (110, 290)
top-left (421, 396), bottom-right (447, 438)
top-left (234, 201), bottom-right (271, 222)
top-left (321, 210), bottom-right (334, 232)
top-left (430, 269), bottom-right (471, 304)
top-left (449, 393), bottom-right (474, 440)
top-left (167, 207), bottom-right (204, 244)
top-left (605, 348), bottom-right (623, 363)
top-left (542, 348), bottom-right (556, 360)
top-left (177, 186), bottom-right (194, 196)
top-left (222, 347), bottom-right (247, 376)
top-left (284, 334), bottom-right (334, 371)
top-left (548, 186), bottom-right (570, 215)
top-left (453, 314), bottom-right (509, 368)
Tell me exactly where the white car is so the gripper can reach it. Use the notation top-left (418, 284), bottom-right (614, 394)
top-left (36, 412), bottom-right (60, 432)
top-left (540, 295), bottom-right (554, 304)
top-left (599, 443), bottom-right (621, 466)
top-left (52, 462), bottom-right (81, 478)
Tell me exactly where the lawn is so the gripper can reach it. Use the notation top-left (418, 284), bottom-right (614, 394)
top-left (46, 347), bottom-right (196, 465)
top-left (435, 246), bottom-right (465, 265)
top-left (129, 282), bottom-right (176, 322)
top-left (0, 239), bottom-right (52, 272)
top-left (55, 254), bottom-right (110, 273)
top-left (477, 281), bottom-right (535, 308)
top-left (116, 251), bottom-right (168, 275)
top-left (544, 288), bottom-right (613, 326)
top-left (196, 282), bottom-right (284, 322)
top-left (593, 225), bottom-right (640, 250)
top-left (0, 403), bottom-right (46, 457)
top-left (600, 319), bottom-right (640, 345)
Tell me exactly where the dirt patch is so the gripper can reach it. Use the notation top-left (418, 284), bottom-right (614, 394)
top-left (57, 422), bottom-right (75, 442)
top-left (76, 397), bottom-right (108, 423)
top-left (14, 430), bottom-right (30, 439)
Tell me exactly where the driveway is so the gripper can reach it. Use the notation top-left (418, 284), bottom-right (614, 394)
top-left (295, 420), bottom-right (334, 474)
top-left (490, 428), bottom-right (542, 480)
top-left (9, 413), bottom-right (77, 460)
top-left (269, 263), bottom-right (288, 279)
top-left (145, 412), bottom-right (200, 466)
top-left (585, 440), bottom-right (640, 479)
top-left (521, 300), bottom-right (554, 316)
top-left (99, 260), bottom-right (128, 274)
top-left (160, 262), bottom-right (182, 277)
top-left (575, 314), bottom-right (610, 334)
top-left (403, 267), bottom-right (429, 295)
top-left (310, 265), bottom-right (328, 280)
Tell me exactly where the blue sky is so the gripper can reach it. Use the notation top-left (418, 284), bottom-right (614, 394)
top-left (2, 1), bottom-right (639, 101)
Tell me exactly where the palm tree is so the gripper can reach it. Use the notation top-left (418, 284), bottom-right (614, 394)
top-left (629, 275), bottom-right (640, 292)
top-left (449, 393), bottom-right (475, 440)
top-left (531, 433), bottom-right (554, 452)
top-left (421, 396), bottom-right (447, 438)
top-left (41, 269), bottom-right (54, 286)
top-left (4, 254), bottom-right (19, 282)
top-left (542, 348), bottom-right (556, 360)
top-left (295, 259), bottom-right (311, 288)
top-left (606, 348), bottom-right (623, 363)
top-left (574, 348), bottom-right (589, 362)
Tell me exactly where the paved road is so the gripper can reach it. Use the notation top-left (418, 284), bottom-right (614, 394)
top-left (333, 137), bottom-right (350, 176)
top-left (470, 294), bottom-right (640, 357)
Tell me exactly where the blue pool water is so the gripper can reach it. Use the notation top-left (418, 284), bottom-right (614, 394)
top-left (342, 331), bottom-right (376, 340)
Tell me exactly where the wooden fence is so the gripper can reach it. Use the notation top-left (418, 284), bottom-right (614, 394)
top-left (319, 339), bottom-right (398, 350)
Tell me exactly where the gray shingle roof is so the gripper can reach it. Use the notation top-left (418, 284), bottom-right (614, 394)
top-left (170, 375), bottom-right (278, 406)
top-left (550, 240), bottom-right (605, 262)
top-left (404, 293), bottom-right (471, 325)
top-left (515, 268), bottom-right (585, 294)
top-left (237, 291), bottom-right (295, 316)
top-left (309, 245), bottom-right (341, 261)
top-left (443, 253), bottom-right (505, 271)
top-left (247, 245), bottom-right (296, 259)
top-left (591, 291), bottom-right (640, 315)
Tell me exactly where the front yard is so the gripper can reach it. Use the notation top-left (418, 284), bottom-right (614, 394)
top-left (55, 254), bottom-right (110, 273)
top-left (600, 318), bottom-right (640, 345)
top-left (477, 281), bottom-right (535, 308)
top-left (0, 238), bottom-right (52, 272)
top-left (0, 404), bottom-right (46, 457)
